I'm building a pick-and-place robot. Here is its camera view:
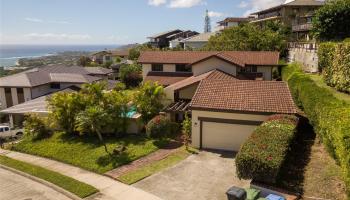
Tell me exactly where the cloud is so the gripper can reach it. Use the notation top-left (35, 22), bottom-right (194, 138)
top-left (24, 17), bottom-right (44, 23)
top-left (238, 1), bottom-right (249, 8)
top-left (24, 17), bottom-right (71, 24)
top-left (148, 0), bottom-right (167, 6)
top-left (243, 0), bottom-right (284, 16)
top-left (208, 11), bottom-right (224, 18)
top-left (168, 0), bottom-right (205, 8)
top-left (24, 33), bottom-right (91, 40)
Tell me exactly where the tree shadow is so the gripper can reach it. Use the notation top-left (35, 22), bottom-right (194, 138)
top-left (275, 114), bottom-right (315, 195)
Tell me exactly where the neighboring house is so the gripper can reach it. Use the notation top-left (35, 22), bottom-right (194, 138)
top-left (215, 17), bottom-right (252, 31)
top-left (189, 79), bottom-right (296, 151)
top-left (0, 65), bottom-right (112, 110)
top-left (168, 30), bottom-right (199, 49)
top-left (182, 32), bottom-right (216, 49)
top-left (250, 0), bottom-right (324, 41)
top-left (147, 29), bottom-right (183, 49)
top-left (138, 51), bottom-right (280, 87)
top-left (91, 49), bottom-right (130, 64)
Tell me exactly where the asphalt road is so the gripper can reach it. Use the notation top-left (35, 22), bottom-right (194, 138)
top-left (0, 167), bottom-right (72, 200)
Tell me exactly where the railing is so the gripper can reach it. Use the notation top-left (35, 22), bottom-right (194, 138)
top-left (237, 72), bottom-right (263, 80)
top-left (288, 42), bottom-right (318, 51)
top-left (292, 23), bottom-right (313, 32)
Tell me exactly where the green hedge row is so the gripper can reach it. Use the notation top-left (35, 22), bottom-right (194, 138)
top-left (282, 63), bottom-right (350, 197)
top-left (318, 41), bottom-right (350, 93)
top-left (235, 115), bottom-right (298, 184)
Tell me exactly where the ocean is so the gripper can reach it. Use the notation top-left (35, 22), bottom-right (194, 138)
top-left (0, 44), bottom-right (121, 67)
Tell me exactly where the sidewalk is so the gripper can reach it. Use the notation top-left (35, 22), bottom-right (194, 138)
top-left (0, 149), bottom-right (162, 200)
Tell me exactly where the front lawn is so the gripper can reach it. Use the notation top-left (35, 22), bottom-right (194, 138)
top-left (12, 132), bottom-right (168, 174)
top-left (0, 155), bottom-right (98, 198)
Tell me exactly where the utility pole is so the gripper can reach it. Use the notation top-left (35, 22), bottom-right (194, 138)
top-left (204, 9), bottom-right (211, 33)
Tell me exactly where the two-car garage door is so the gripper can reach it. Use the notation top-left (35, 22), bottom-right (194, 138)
top-left (201, 119), bottom-right (262, 152)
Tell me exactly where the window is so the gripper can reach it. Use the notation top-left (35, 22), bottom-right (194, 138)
top-left (176, 64), bottom-right (191, 72)
top-left (105, 56), bottom-right (111, 61)
top-left (50, 83), bottom-right (61, 89)
top-left (151, 64), bottom-right (163, 71)
top-left (4, 127), bottom-right (9, 131)
top-left (0, 128), bottom-right (3, 132)
top-left (240, 66), bottom-right (257, 73)
top-left (17, 88), bottom-right (25, 104)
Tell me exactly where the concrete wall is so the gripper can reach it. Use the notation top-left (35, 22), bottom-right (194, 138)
top-left (178, 83), bottom-right (199, 100)
top-left (191, 110), bottom-right (269, 148)
top-left (192, 57), bottom-right (237, 76)
top-left (288, 48), bottom-right (318, 73)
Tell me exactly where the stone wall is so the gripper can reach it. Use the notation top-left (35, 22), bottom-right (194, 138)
top-left (288, 43), bottom-right (319, 73)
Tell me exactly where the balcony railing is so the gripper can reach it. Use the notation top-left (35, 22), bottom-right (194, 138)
top-left (292, 23), bottom-right (313, 32)
top-left (288, 42), bottom-right (318, 51)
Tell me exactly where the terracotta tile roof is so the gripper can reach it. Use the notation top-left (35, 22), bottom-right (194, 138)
top-left (190, 79), bottom-right (297, 114)
top-left (144, 72), bottom-right (192, 86)
top-left (138, 51), bottom-right (279, 67)
top-left (0, 65), bottom-right (111, 87)
top-left (165, 69), bottom-right (237, 91)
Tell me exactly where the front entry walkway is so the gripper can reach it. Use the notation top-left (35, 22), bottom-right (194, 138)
top-left (133, 150), bottom-right (250, 200)
top-left (0, 149), bottom-right (162, 200)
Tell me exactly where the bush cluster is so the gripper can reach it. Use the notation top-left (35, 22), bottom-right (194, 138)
top-left (318, 41), bottom-right (350, 93)
top-left (146, 115), bottom-right (179, 138)
top-left (24, 114), bottom-right (51, 139)
top-left (282, 63), bottom-right (350, 197)
top-left (235, 115), bottom-right (298, 184)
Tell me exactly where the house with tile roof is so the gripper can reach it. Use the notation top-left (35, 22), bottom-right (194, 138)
top-left (215, 17), bottom-right (253, 31)
top-left (140, 50), bottom-right (296, 151)
top-left (138, 50), bottom-right (280, 87)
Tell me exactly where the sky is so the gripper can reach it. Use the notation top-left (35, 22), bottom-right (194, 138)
top-left (0, 0), bottom-right (286, 45)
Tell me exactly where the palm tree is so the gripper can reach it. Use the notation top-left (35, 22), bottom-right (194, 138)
top-left (75, 106), bottom-right (111, 155)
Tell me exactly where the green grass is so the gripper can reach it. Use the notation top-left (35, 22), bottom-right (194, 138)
top-left (309, 74), bottom-right (350, 103)
top-left (12, 132), bottom-right (168, 174)
top-left (0, 155), bottom-right (98, 198)
top-left (118, 147), bottom-right (193, 184)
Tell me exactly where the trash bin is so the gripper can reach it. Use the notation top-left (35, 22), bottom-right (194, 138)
top-left (226, 186), bottom-right (246, 200)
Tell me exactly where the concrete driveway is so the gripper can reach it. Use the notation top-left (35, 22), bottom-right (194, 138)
top-left (0, 167), bottom-right (72, 200)
top-left (133, 151), bottom-right (250, 200)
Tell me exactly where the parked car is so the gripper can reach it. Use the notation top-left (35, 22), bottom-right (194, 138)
top-left (0, 126), bottom-right (24, 139)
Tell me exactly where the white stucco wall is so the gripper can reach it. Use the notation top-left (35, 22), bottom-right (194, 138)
top-left (178, 83), bottom-right (199, 100)
top-left (142, 64), bottom-right (152, 79)
top-left (257, 66), bottom-right (272, 81)
top-left (191, 110), bottom-right (269, 149)
top-left (192, 57), bottom-right (237, 76)
top-left (184, 41), bottom-right (207, 49)
top-left (10, 88), bottom-right (19, 106)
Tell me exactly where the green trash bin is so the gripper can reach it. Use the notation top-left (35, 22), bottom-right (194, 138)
top-left (245, 188), bottom-right (261, 200)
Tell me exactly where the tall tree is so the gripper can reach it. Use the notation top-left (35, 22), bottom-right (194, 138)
top-left (312, 0), bottom-right (350, 41)
top-left (134, 82), bottom-right (165, 123)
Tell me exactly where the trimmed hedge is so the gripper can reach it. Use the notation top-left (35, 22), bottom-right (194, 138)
top-left (282, 63), bottom-right (350, 197)
top-left (235, 115), bottom-right (298, 184)
top-left (318, 41), bottom-right (350, 93)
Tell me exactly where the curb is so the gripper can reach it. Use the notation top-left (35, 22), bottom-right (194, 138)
top-left (0, 164), bottom-right (83, 200)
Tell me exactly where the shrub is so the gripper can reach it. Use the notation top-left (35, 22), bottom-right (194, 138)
top-left (24, 114), bottom-right (51, 139)
top-left (146, 115), bottom-right (179, 138)
top-left (235, 115), bottom-right (298, 184)
top-left (282, 63), bottom-right (350, 197)
top-left (318, 42), bottom-right (337, 73)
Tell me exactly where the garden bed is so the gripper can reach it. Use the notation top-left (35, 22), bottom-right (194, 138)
top-left (11, 132), bottom-right (168, 174)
